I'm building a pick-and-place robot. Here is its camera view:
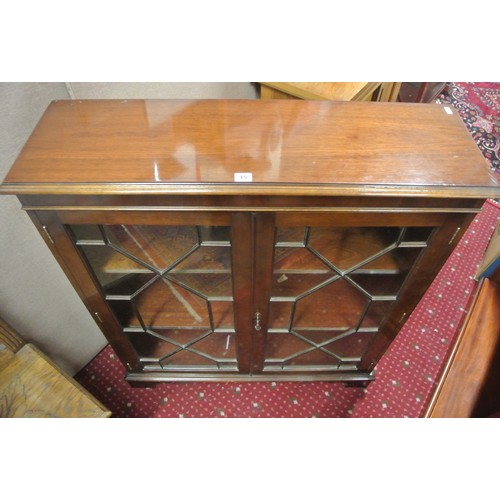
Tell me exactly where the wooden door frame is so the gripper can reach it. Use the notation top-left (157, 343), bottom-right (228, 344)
top-left (31, 209), bottom-right (255, 378)
top-left (248, 211), bottom-right (475, 379)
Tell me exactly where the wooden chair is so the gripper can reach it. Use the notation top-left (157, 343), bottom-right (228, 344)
top-left (0, 317), bottom-right (110, 417)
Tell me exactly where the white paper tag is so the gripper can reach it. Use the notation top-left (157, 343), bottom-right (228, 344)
top-left (234, 172), bottom-right (253, 182)
top-left (444, 106), bottom-right (453, 115)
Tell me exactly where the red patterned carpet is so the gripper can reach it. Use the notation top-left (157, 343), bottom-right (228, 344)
top-left (75, 83), bottom-right (500, 417)
top-left (437, 82), bottom-right (500, 176)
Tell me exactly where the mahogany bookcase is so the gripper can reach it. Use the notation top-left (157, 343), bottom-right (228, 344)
top-left (1, 99), bottom-right (498, 385)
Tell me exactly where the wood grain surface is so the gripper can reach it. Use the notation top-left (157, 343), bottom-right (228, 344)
top-left (260, 82), bottom-right (384, 101)
top-left (2, 100), bottom-right (498, 198)
top-left (0, 344), bottom-right (111, 417)
top-left (425, 278), bottom-right (500, 417)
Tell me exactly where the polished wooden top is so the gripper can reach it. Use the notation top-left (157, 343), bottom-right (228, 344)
top-left (1, 99), bottom-right (499, 198)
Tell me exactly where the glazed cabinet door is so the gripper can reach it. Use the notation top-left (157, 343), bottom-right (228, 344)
top-left (251, 211), bottom-right (472, 380)
top-left (32, 208), bottom-right (473, 383)
top-left (34, 210), bottom-right (255, 380)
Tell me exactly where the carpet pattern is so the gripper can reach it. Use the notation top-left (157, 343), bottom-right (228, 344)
top-left (438, 82), bottom-right (500, 176)
top-left (75, 200), bottom-right (500, 418)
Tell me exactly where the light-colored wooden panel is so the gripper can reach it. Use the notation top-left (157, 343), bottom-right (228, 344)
top-left (260, 82), bottom-right (379, 101)
top-left (0, 344), bottom-right (111, 417)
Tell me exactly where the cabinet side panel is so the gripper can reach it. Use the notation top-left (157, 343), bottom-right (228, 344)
top-left (359, 213), bottom-right (475, 372)
top-left (32, 211), bottom-right (143, 371)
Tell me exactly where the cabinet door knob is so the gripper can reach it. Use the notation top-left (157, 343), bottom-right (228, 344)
top-left (254, 312), bottom-right (262, 331)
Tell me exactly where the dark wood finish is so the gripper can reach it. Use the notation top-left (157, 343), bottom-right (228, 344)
top-left (1, 100), bottom-right (499, 383)
top-left (1, 100), bottom-right (497, 199)
top-left (359, 214), bottom-right (474, 372)
top-left (251, 213), bottom-right (276, 373)
top-left (17, 194), bottom-right (484, 211)
top-left (425, 277), bottom-right (500, 417)
top-left (398, 83), bottom-right (448, 103)
top-left (231, 213), bottom-right (254, 373)
top-left (32, 211), bottom-right (143, 372)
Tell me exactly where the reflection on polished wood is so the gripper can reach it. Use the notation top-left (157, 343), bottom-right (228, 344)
top-left (2, 100), bottom-right (497, 198)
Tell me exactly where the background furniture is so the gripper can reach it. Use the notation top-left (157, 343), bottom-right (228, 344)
top-left (0, 317), bottom-right (111, 417)
top-left (1, 99), bottom-right (498, 385)
top-left (259, 82), bottom-right (401, 102)
top-left (425, 222), bottom-right (500, 417)
top-left (398, 82), bottom-right (448, 103)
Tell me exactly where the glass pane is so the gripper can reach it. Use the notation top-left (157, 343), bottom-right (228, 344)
top-left (359, 301), bottom-right (393, 329)
top-left (169, 246), bottom-right (232, 298)
top-left (348, 248), bottom-right (421, 299)
top-left (160, 350), bottom-right (217, 368)
top-left (169, 273), bottom-right (232, 299)
top-left (108, 300), bottom-right (141, 329)
top-left (147, 328), bottom-right (210, 347)
top-left (275, 227), bottom-right (306, 245)
top-left (268, 301), bottom-right (294, 330)
top-left (72, 225), bottom-right (104, 244)
top-left (199, 226), bottom-right (230, 244)
top-left (104, 274), bottom-right (158, 299)
top-left (265, 332), bottom-right (312, 362)
top-left (191, 331), bottom-right (237, 361)
top-left (210, 301), bottom-right (234, 330)
top-left (271, 273), bottom-right (336, 300)
top-left (79, 245), bottom-right (149, 287)
top-left (127, 330), bottom-right (181, 361)
top-left (272, 246), bottom-right (336, 298)
top-left (348, 273), bottom-right (407, 299)
top-left (308, 227), bottom-right (401, 271)
top-left (293, 329), bottom-right (351, 349)
top-left (402, 227), bottom-right (434, 244)
top-left (264, 225), bottom-right (432, 372)
top-left (293, 279), bottom-right (369, 329)
top-left (127, 328), bottom-right (236, 367)
top-left (274, 247), bottom-right (330, 271)
top-left (324, 331), bottom-right (374, 361)
top-left (71, 223), bottom-right (237, 372)
top-left (173, 246), bottom-right (231, 271)
top-left (104, 225), bottom-right (198, 271)
top-left (288, 350), bottom-right (340, 367)
top-left (134, 278), bottom-right (210, 328)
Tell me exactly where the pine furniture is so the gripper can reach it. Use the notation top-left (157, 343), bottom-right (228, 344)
top-left (0, 317), bottom-right (111, 417)
top-left (259, 82), bottom-right (401, 102)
